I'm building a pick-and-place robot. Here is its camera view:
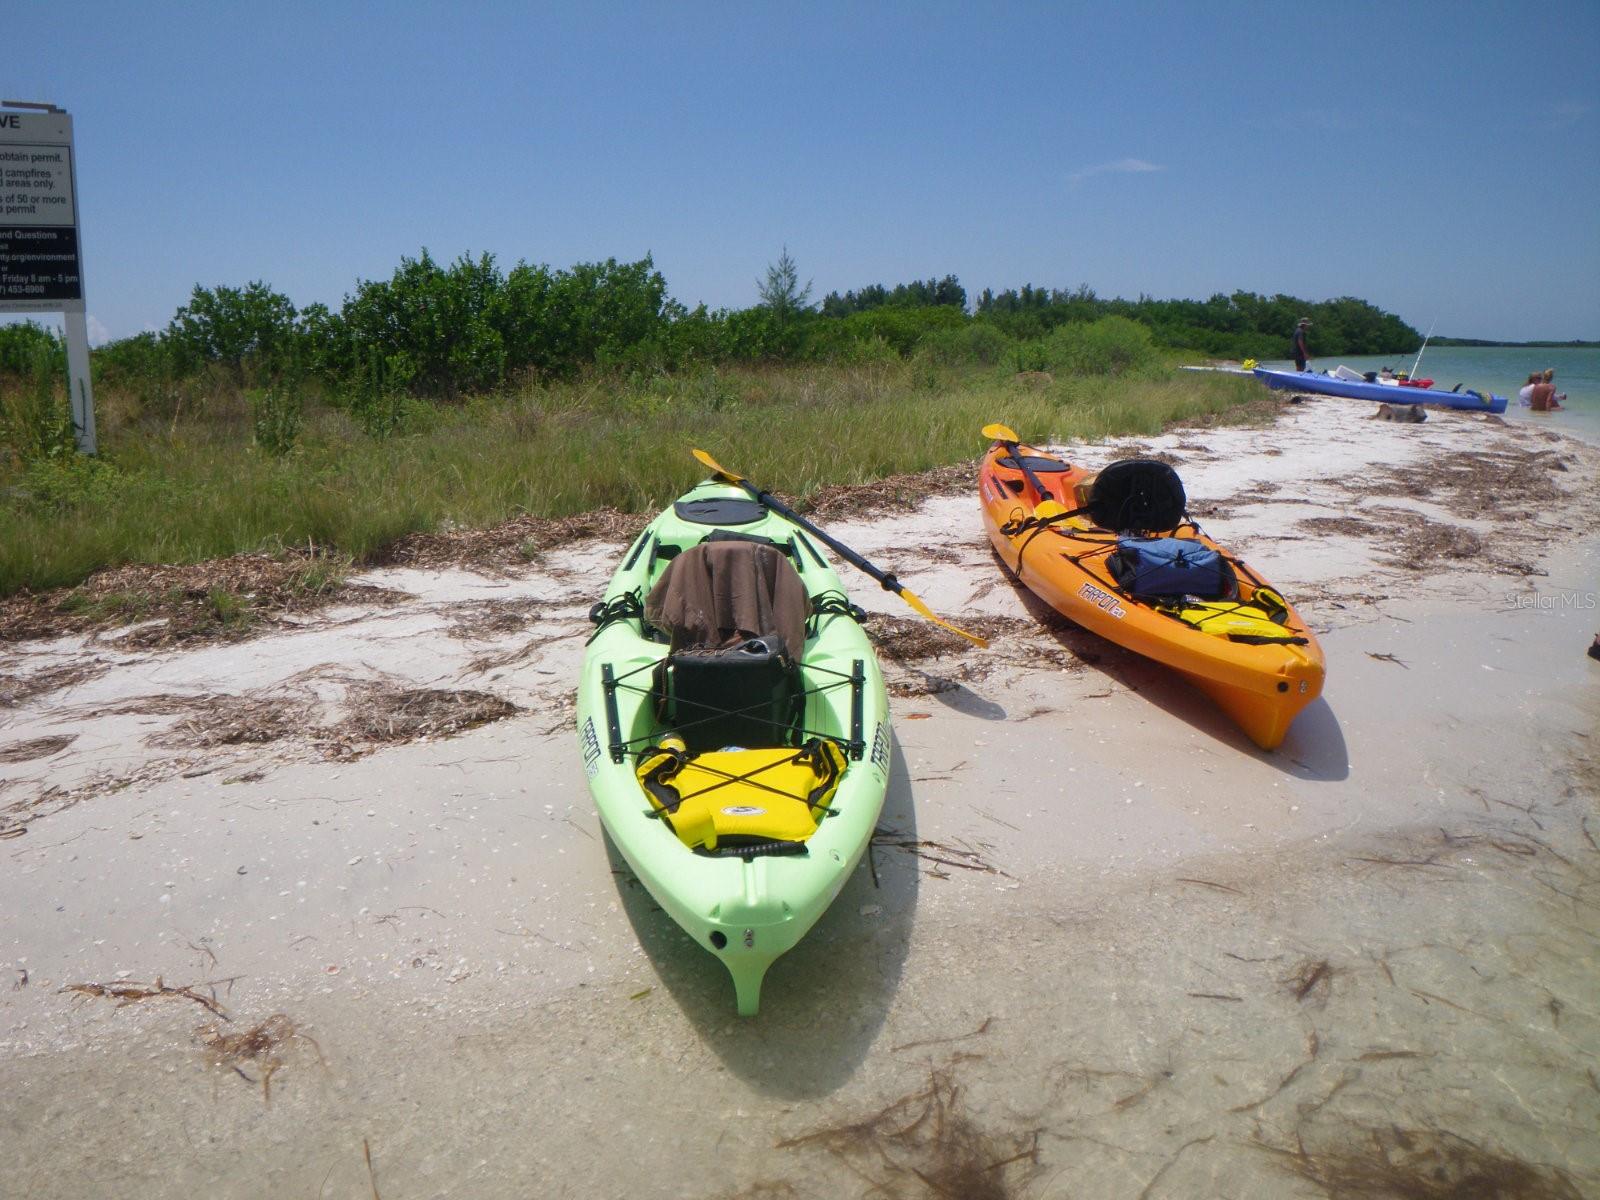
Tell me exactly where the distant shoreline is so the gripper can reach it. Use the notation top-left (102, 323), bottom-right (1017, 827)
top-left (1432, 338), bottom-right (1598, 348)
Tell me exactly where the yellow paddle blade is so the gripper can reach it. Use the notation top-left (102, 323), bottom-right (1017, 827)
top-left (898, 587), bottom-right (989, 648)
top-left (1033, 499), bottom-right (1069, 520)
top-left (691, 447), bottom-right (741, 483)
top-left (981, 422), bottom-right (1019, 443)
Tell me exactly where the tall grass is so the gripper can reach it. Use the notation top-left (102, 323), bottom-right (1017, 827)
top-left (0, 345), bottom-right (77, 464)
top-left (0, 361), bottom-right (1265, 596)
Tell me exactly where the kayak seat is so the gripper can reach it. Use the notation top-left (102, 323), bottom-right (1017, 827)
top-left (645, 539), bottom-right (812, 752)
top-left (645, 539), bottom-right (809, 660)
top-left (657, 638), bottom-right (803, 752)
top-left (673, 496), bottom-right (767, 526)
top-left (1086, 459), bottom-right (1187, 534)
top-left (996, 454), bottom-right (1073, 473)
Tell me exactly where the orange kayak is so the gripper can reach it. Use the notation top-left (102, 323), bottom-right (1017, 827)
top-left (979, 438), bottom-right (1325, 750)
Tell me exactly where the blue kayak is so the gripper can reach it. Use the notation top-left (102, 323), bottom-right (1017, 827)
top-left (1252, 368), bottom-right (1508, 414)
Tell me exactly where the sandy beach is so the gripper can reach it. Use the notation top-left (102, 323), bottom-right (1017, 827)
top-left (3, 395), bottom-right (1598, 1198)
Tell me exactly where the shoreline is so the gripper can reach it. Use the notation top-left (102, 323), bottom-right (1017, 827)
top-left (3, 396), bottom-right (1598, 1197)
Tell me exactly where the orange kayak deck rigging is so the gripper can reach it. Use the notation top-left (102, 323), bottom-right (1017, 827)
top-left (979, 441), bottom-right (1325, 750)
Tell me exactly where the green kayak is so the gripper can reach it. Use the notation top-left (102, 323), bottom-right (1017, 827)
top-left (577, 479), bottom-right (891, 1015)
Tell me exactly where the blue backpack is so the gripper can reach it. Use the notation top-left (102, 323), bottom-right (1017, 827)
top-left (1108, 537), bottom-right (1232, 599)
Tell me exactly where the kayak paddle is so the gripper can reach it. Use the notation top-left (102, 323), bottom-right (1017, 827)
top-left (690, 448), bottom-right (989, 649)
top-left (982, 423), bottom-right (1068, 519)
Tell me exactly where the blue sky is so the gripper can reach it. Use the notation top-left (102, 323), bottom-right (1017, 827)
top-left (5, 0), bottom-right (1598, 343)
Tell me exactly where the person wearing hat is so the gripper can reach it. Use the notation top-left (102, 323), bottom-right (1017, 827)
top-left (1291, 318), bottom-right (1312, 372)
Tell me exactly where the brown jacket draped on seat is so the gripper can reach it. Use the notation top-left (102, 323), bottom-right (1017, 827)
top-left (645, 540), bottom-right (810, 660)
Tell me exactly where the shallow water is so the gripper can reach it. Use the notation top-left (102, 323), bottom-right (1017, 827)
top-left (1261, 344), bottom-right (1600, 444)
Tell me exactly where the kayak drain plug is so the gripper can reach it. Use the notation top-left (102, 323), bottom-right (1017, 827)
top-left (710, 931), bottom-right (728, 950)
top-left (1276, 682), bottom-right (1290, 693)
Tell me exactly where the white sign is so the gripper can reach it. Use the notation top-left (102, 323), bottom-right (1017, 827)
top-left (0, 103), bottom-right (94, 453)
top-left (0, 108), bottom-right (82, 312)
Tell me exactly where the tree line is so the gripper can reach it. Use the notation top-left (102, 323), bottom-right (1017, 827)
top-left (0, 249), bottom-right (1423, 404)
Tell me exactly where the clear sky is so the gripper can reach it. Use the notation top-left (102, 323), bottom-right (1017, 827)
top-left (5, 0), bottom-right (1598, 344)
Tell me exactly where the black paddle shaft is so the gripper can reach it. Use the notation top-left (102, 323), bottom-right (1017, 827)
top-left (999, 439), bottom-right (1055, 504)
top-left (723, 477), bottom-right (906, 596)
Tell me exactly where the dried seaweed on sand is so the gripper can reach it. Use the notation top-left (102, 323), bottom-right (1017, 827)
top-left (798, 461), bottom-right (977, 522)
top-left (373, 507), bottom-right (649, 571)
top-left (872, 827), bottom-right (1009, 880)
top-left (0, 550), bottom-right (396, 646)
top-left (148, 695), bottom-right (305, 749)
top-left (868, 615), bottom-right (994, 664)
top-left (1393, 518), bottom-right (1485, 563)
top-left (1283, 958), bottom-right (1335, 1005)
top-left (1257, 1125), bottom-right (1584, 1199)
top-left (61, 976), bottom-right (233, 1017)
top-left (0, 734), bottom-right (76, 763)
top-left (0, 659), bottom-right (111, 707)
top-left (867, 614), bottom-right (1059, 666)
top-left (1296, 515), bottom-right (1386, 539)
top-left (775, 1065), bottom-right (1041, 1200)
top-left (135, 677), bottom-right (520, 757)
top-left (331, 684), bottom-right (519, 744)
top-left (196, 1012), bottom-right (324, 1103)
top-left (1363, 447), bottom-right (1571, 516)
top-left (444, 597), bottom-right (546, 640)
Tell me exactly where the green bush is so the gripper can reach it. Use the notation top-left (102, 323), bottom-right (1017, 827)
top-left (341, 251), bottom-right (507, 398)
top-left (0, 321), bottom-right (64, 376)
top-left (339, 350), bottom-right (419, 438)
top-left (92, 332), bottom-right (183, 419)
top-left (168, 281), bottom-right (299, 385)
top-left (0, 343), bottom-right (77, 464)
top-left (531, 257), bottom-right (673, 374)
top-left (250, 386), bottom-right (303, 456)
top-left (804, 323), bottom-right (903, 366)
top-left (16, 454), bottom-right (124, 511)
top-left (915, 321), bottom-right (1013, 366)
top-left (1040, 315), bottom-right (1158, 375)
top-left (1010, 338), bottom-right (1051, 373)
top-left (336, 251), bottom-right (674, 395)
top-left (822, 306), bottom-right (966, 358)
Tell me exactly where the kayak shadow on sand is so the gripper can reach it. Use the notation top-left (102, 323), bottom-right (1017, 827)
top-left (995, 551), bottom-right (1350, 781)
top-left (602, 735), bottom-right (919, 1098)
top-left (897, 669), bottom-right (1008, 721)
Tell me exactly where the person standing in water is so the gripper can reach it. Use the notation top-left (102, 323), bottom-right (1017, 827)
top-left (1291, 318), bottom-right (1312, 372)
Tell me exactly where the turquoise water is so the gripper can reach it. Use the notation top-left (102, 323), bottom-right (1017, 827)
top-left (1261, 344), bottom-right (1600, 444)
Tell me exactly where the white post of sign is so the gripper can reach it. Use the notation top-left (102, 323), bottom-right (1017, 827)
top-left (63, 309), bottom-right (96, 450)
top-left (0, 101), bottom-right (95, 454)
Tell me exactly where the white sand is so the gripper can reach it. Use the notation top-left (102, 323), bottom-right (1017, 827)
top-left (3, 396), bottom-right (1597, 1198)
